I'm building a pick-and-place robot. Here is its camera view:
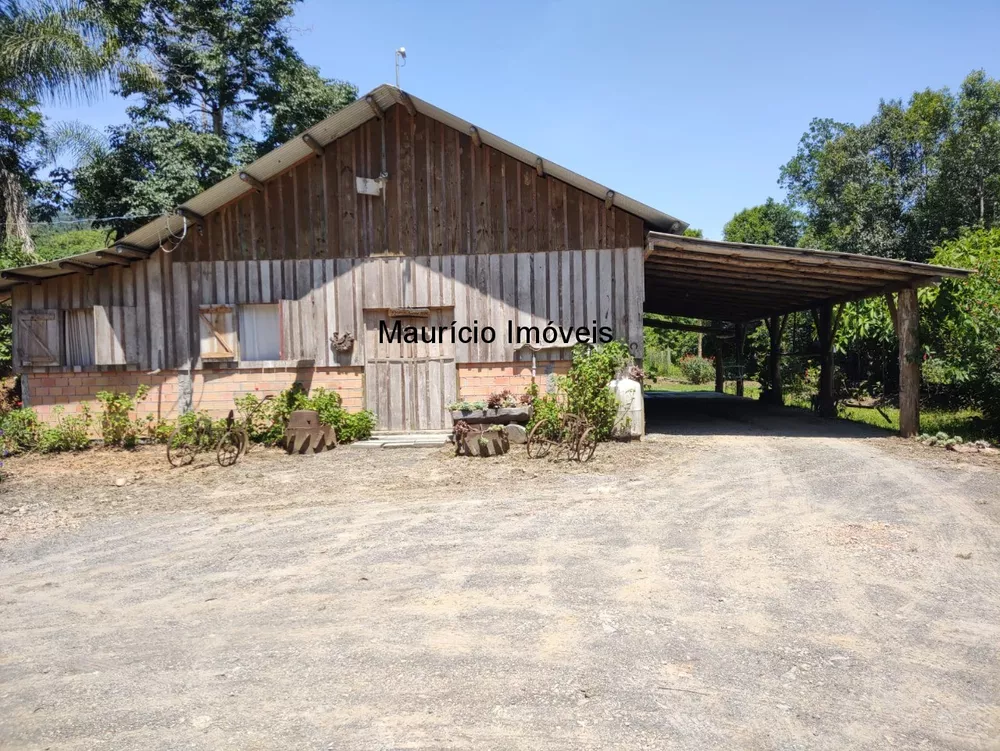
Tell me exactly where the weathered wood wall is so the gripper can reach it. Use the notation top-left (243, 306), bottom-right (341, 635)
top-left (12, 249), bottom-right (645, 373)
top-left (173, 104), bottom-right (645, 262)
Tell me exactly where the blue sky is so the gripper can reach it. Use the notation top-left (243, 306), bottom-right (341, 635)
top-left (44, 0), bottom-right (1000, 239)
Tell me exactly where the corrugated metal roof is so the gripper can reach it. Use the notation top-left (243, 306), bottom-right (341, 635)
top-left (0, 84), bottom-right (686, 294)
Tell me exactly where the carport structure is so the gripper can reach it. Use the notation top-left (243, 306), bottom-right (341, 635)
top-left (642, 232), bottom-right (973, 437)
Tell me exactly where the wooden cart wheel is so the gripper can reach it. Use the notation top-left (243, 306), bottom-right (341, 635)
top-left (576, 427), bottom-right (597, 463)
top-left (526, 422), bottom-right (553, 459)
top-left (166, 427), bottom-right (197, 467)
top-left (216, 430), bottom-right (241, 467)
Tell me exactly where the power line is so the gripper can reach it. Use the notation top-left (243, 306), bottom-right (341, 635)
top-left (28, 212), bottom-right (165, 227)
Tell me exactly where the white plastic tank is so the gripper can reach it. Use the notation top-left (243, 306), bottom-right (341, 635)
top-left (608, 377), bottom-right (644, 438)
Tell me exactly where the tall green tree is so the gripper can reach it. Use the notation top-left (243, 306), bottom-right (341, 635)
top-left (723, 198), bottom-right (804, 246)
top-left (74, 0), bottom-right (357, 237)
top-left (779, 71), bottom-right (1000, 262)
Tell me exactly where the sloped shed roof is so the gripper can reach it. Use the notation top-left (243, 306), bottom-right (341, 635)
top-left (0, 85), bottom-right (686, 293)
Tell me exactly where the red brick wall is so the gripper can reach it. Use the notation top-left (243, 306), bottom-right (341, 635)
top-left (25, 367), bottom-right (365, 425)
top-left (456, 361), bottom-right (571, 402)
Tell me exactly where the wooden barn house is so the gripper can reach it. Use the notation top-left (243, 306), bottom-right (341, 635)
top-left (3, 86), bottom-right (677, 432)
top-left (1, 86), bottom-right (969, 436)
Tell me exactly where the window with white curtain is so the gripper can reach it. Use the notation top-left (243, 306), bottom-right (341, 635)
top-left (238, 303), bottom-right (280, 361)
top-left (63, 308), bottom-right (95, 367)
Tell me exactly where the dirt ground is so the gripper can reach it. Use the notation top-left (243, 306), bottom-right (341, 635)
top-left (1, 394), bottom-right (999, 749)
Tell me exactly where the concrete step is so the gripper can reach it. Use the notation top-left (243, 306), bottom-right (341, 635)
top-left (352, 431), bottom-right (452, 449)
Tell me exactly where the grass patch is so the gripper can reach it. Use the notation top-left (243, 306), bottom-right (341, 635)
top-left (838, 404), bottom-right (990, 441)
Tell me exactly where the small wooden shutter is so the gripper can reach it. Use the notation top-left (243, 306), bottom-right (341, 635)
top-left (93, 305), bottom-right (137, 365)
top-left (17, 309), bottom-right (61, 366)
top-left (199, 305), bottom-right (237, 360)
top-left (278, 299), bottom-right (312, 360)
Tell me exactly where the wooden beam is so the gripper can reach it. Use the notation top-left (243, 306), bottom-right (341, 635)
top-left (175, 207), bottom-right (204, 231)
top-left (114, 243), bottom-right (153, 258)
top-left (239, 171), bottom-right (265, 192)
top-left (534, 157), bottom-right (544, 178)
top-left (398, 91), bottom-right (417, 117)
top-left (897, 287), bottom-right (920, 437)
top-left (0, 270), bottom-right (42, 285)
top-left (642, 317), bottom-right (732, 336)
top-left (58, 260), bottom-right (95, 275)
top-left (605, 190), bottom-right (615, 210)
top-left (884, 293), bottom-right (898, 336)
top-left (468, 126), bottom-right (482, 148)
top-left (365, 94), bottom-right (383, 119)
top-left (95, 251), bottom-right (132, 266)
top-left (301, 132), bottom-right (324, 157)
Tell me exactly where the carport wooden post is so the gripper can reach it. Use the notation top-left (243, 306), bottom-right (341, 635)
top-left (817, 304), bottom-right (836, 418)
top-left (767, 316), bottom-right (783, 405)
top-left (734, 323), bottom-right (746, 397)
top-left (714, 340), bottom-right (724, 393)
top-left (896, 287), bottom-right (921, 438)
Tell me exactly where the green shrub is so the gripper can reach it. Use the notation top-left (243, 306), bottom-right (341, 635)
top-left (526, 340), bottom-right (632, 441)
top-left (234, 383), bottom-right (375, 445)
top-left (37, 406), bottom-right (92, 452)
top-left (334, 410), bottom-right (377, 443)
top-left (0, 407), bottom-right (41, 453)
top-left (96, 385), bottom-right (150, 448)
top-left (678, 355), bottom-right (715, 385)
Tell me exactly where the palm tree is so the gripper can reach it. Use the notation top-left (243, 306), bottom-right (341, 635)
top-left (0, 0), bottom-right (153, 255)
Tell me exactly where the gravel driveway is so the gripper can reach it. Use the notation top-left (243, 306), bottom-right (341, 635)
top-left (1, 395), bottom-right (998, 750)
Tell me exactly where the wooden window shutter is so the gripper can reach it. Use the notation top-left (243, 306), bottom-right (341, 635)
top-left (17, 309), bottom-right (61, 366)
top-left (93, 305), bottom-right (137, 365)
top-left (199, 305), bottom-right (237, 360)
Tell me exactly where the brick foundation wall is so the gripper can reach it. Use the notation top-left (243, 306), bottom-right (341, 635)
top-left (457, 360), bottom-right (571, 402)
top-left (24, 367), bottom-right (365, 425)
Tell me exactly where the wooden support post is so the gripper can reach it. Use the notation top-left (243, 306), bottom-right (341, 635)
top-left (767, 316), bottom-right (783, 405)
top-left (114, 244), bottom-right (153, 259)
top-left (715, 341), bottom-right (724, 394)
top-left (735, 323), bottom-right (746, 397)
top-left (817, 304), bottom-right (836, 418)
top-left (897, 287), bottom-right (920, 437)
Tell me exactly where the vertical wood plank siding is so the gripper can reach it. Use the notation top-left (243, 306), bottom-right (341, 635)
top-left (170, 105), bottom-right (644, 264)
top-left (12, 249), bottom-right (645, 373)
top-left (12, 103), bottom-right (650, 379)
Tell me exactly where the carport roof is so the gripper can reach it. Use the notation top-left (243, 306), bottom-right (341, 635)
top-left (644, 232), bottom-right (972, 322)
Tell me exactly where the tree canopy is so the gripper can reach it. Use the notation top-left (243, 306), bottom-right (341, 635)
top-left (779, 70), bottom-right (1000, 262)
top-left (722, 198), bottom-right (803, 247)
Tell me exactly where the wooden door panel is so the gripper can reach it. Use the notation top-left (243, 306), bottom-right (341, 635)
top-left (363, 308), bottom-right (456, 432)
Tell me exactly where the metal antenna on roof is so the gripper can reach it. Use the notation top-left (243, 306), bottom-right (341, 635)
top-left (395, 47), bottom-right (406, 88)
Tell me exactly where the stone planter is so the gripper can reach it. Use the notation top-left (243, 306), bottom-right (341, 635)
top-left (449, 406), bottom-right (532, 426)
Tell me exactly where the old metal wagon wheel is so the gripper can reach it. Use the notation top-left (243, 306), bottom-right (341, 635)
top-left (166, 416), bottom-right (213, 468)
top-left (216, 431), bottom-right (241, 467)
top-left (576, 427), bottom-right (597, 463)
top-left (526, 422), bottom-right (553, 459)
top-left (166, 429), bottom-right (198, 467)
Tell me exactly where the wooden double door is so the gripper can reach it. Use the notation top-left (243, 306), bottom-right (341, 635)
top-left (363, 308), bottom-right (457, 432)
